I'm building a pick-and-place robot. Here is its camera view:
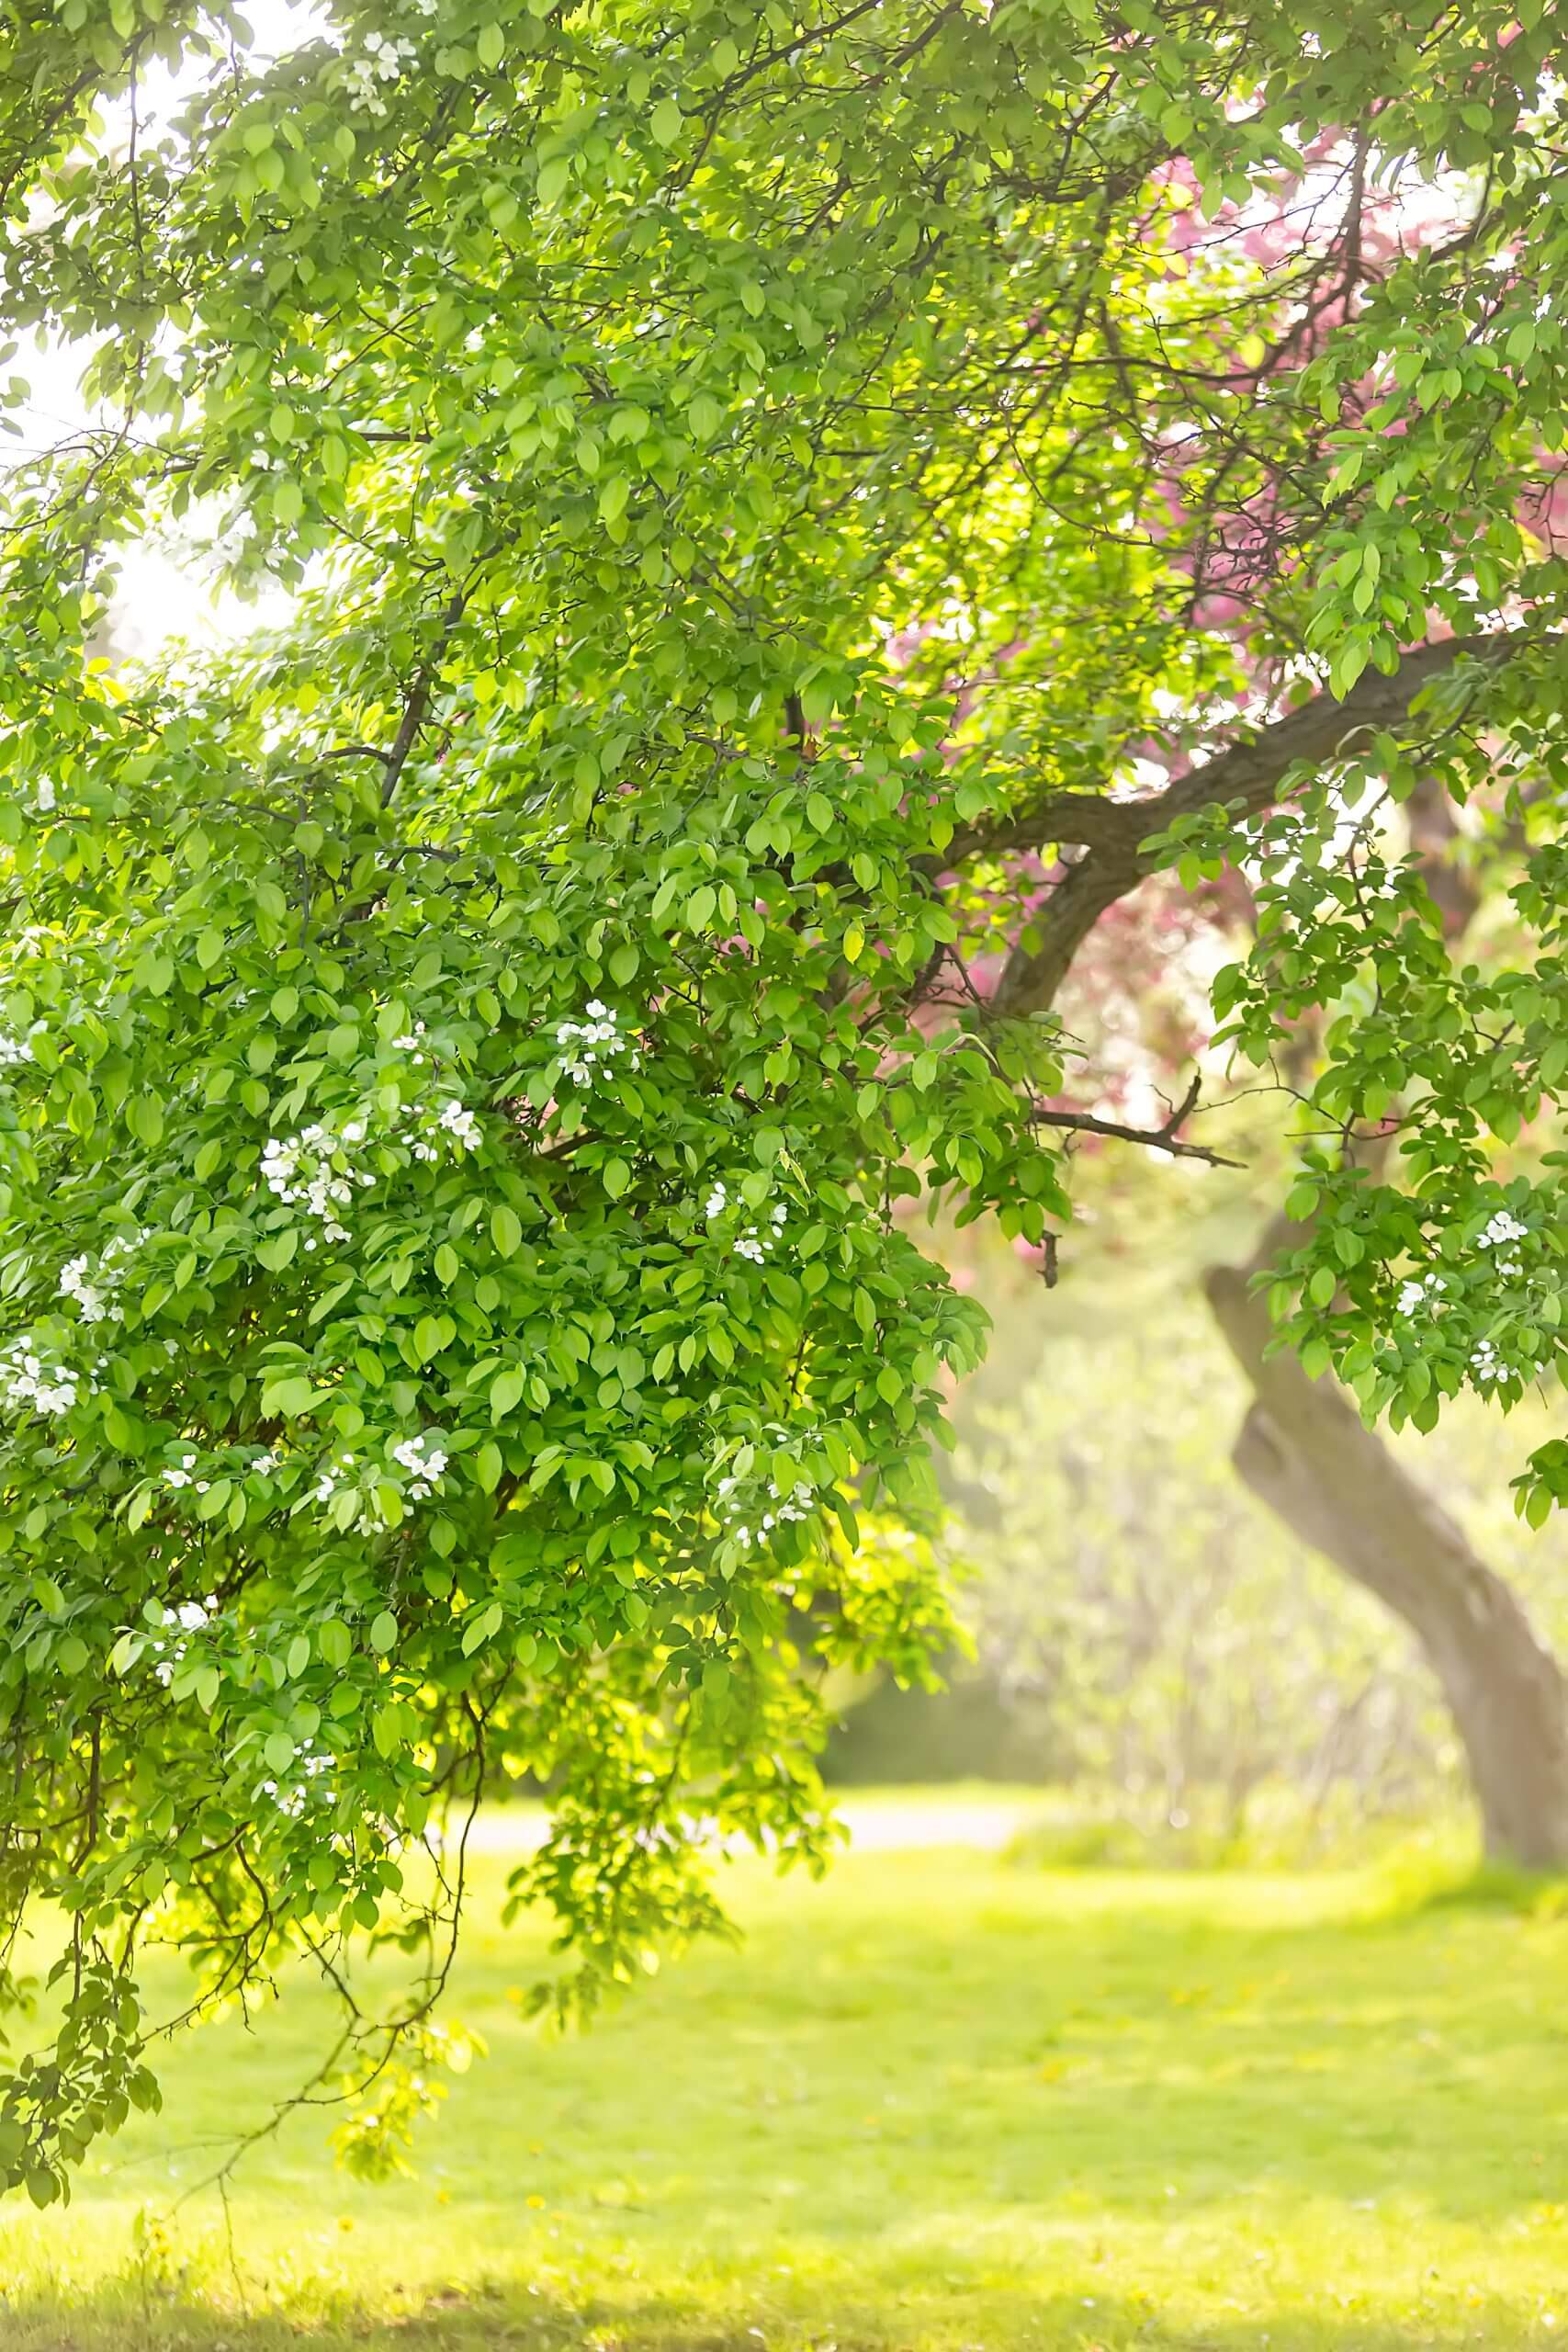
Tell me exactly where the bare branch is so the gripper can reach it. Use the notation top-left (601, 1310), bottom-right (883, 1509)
top-left (1028, 1071), bottom-right (1244, 1169)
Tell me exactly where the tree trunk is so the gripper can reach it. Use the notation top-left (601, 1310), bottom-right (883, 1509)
top-left (1204, 1233), bottom-right (1568, 1869)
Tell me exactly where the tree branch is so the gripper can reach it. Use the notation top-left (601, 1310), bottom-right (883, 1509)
top-left (1028, 1071), bottom-right (1244, 1168)
top-left (950, 628), bottom-right (1532, 1016)
top-left (380, 579), bottom-right (476, 807)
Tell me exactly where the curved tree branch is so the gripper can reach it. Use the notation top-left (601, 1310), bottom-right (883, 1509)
top-left (947, 628), bottom-right (1532, 1016)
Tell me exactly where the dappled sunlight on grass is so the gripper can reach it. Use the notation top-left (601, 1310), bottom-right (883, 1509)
top-left (2, 1824), bottom-right (1565, 2347)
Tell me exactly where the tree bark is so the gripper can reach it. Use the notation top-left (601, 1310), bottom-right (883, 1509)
top-left (1204, 1230), bottom-right (1568, 1869)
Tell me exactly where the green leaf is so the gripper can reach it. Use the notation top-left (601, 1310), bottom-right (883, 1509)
top-left (319, 1619), bottom-right (352, 1668)
top-left (462, 1600), bottom-right (502, 1656)
top-left (369, 1611), bottom-right (398, 1655)
top-left (261, 1374), bottom-right (315, 1419)
top-left (492, 1204), bottom-right (523, 1258)
top-left (536, 154), bottom-right (572, 206)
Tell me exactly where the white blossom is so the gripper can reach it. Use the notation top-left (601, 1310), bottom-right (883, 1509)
top-left (341, 30), bottom-right (416, 116)
top-left (0, 1340), bottom-right (91, 1417)
top-left (58, 1230), bottom-right (139, 1325)
top-left (555, 1001), bottom-right (639, 1085)
top-left (1396, 1270), bottom-right (1449, 1317)
top-left (706, 1182), bottom-right (787, 1264)
top-left (714, 1466), bottom-right (814, 1551)
top-left (59, 1256), bottom-right (107, 1321)
top-left (734, 1204), bottom-right (787, 1265)
top-left (144, 1594), bottom-right (220, 1688)
top-left (435, 1099), bottom-right (481, 1150)
top-left (259, 1736), bottom-right (334, 1819)
top-left (311, 1453), bottom-right (356, 1507)
top-left (261, 1121), bottom-right (370, 1243)
top-left (409, 1094), bottom-right (483, 1160)
top-left (0, 1032), bottom-right (34, 1069)
top-left (391, 1430), bottom-right (448, 1500)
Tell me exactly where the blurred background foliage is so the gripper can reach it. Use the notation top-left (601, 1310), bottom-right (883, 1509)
top-left (826, 1136), bottom-right (1568, 1862)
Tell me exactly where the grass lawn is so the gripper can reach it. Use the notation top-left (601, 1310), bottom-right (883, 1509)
top-left (2, 1804), bottom-right (1565, 2350)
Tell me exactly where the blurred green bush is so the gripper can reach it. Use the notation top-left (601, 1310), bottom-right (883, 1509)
top-left (828, 1283), bottom-right (1568, 1859)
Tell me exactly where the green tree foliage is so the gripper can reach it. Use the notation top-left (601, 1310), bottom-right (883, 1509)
top-left (0, 0), bottom-right (1563, 2197)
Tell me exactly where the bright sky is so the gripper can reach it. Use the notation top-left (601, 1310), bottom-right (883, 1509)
top-left (7, 0), bottom-right (327, 657)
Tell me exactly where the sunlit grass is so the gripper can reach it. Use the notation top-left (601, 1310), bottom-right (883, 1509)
top-left (2, 1804), bottom-right (1565, 2349)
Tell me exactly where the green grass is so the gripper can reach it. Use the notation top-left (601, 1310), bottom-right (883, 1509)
top-left (3, 1807), bottom-right (1567, 2351)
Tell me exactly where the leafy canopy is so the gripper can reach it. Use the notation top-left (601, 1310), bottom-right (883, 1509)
top-left (0, 0), bottom-right (1563, 2198)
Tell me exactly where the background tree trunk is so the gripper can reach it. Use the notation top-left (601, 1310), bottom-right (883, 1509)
top-left (1205, 1225), bottom-right (1568, 1870)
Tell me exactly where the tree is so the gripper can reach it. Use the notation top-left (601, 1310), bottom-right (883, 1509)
top-left (0, 0), bottom-right (1563, 2199)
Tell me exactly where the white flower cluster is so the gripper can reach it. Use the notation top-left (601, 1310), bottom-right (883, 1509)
top-left (308, 1430), bottom-right (450, 1525)
top-left (163, 1450), bottom-right (212, 1494)
top-left (58, 1231), bottom-right (140, 1325)
top-left (262, 1120), bottom-right (374, 1245)
top-left (391, 1430), bottom-right (448, 1499)
top-left (734, 1204), bottom-right (787, 1265)
top-left (556, 1001), bottom-right (639, 1086)
top-left (261, 1074), bottom-right (483, 1246)
top-left (409, 1097), bottom-right (482, 1162)
top-left (715, 1472), bottom-right (815, 1551)
top-left (147, 1594), bottom-right (219, 1688)
top-left (704, 1181), bottom-right (788, 1262)
top-left (0, 1031), bottom-right (33, 1069)
top-left (311, 1453), bottom-right (360, 1508)
top-left (0, 1340), bottom-right (91, 1417)
top-left (342, 30), bottom-right (416, 116)
top-left (1396, 1270), bottom-right (1449, 1317)
top-left (259, 1736), bottom-right (334, 1820)
top-left (1468, 1323), bottom-right (1551, 1392)
top-left (59, 1256), bottom-right (106, 1320)
top-left (1479, 1208), bottom-right (1529, 1278)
